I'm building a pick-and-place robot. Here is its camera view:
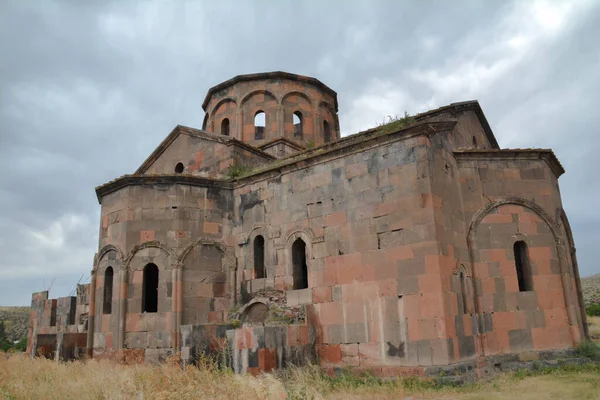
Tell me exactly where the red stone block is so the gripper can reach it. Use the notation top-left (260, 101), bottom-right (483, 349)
top-left (126, 313), bottom-right (141, 332)
top-left (378, 279), bottom-right (397, 297)
top-left (418, 274), bottom-right (442, 293)
top-left (140, 230), bottom-right (155, 242)
top-left (318, 344), bottom-right (342, 364)
top-left (529, 247), bottom-right (552, 261)
top-left (312, 286), bottom-right (332, 303)
top-left (545, 307), bottom-right (568, 328)
top-left (203, 222), bottom-right (219, 234)
top-left (258, 348), bottom-right (277, 372)
top-left (358, 342), bottom-right (381, 366)
top-left (493, 312), bottom-right (517, 331)
top-left (481, 213), bottom-right (513, 223)
top-left (418, 319), bottom-right (437, 340)
top-left (419, 293), bottom-right (444, 319)
top-left (208, 311), bottom-right (223, 323)
top-left (480, 249), bottom-right (507, 262)
top-left (537, 289), bottom-right (564, 309)
top-left (386, 246), bottom-right (414, 262)
top-left (318, 302), bottom-right (343, 325)
top-left (325, 210), bottom-right (347, 227)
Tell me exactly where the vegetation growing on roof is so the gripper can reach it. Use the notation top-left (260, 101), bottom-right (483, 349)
top-left (377, 111), bottom-right (416, 135)
top-left (226, 160), bottom-right (253, 179)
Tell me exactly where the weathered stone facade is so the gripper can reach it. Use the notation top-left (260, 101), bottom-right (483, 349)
top-left (28, 71), bottom-right (587, 377)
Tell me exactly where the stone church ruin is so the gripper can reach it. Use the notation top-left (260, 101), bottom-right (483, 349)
top-left (27, 71), bottom-right (588, 378)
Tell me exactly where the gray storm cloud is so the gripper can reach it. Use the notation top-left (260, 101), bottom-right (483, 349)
top-left (0, 0), bottom-right (598, 305)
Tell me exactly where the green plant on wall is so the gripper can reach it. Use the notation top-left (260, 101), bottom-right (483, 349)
top-left (377, 111), bottom-right (415, 135)
top-left (227, 160), bottom-right (252, 179)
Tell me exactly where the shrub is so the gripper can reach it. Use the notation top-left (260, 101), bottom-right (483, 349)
top-left (575, 340), bottom-right (600, 361)
top-left (227, 161), bottom-right (252, 179)
top-left (586, 302), bottom-right (600, 317)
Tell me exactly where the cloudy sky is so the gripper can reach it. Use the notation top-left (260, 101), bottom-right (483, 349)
top-left (1, 0), bottom-right (599, 306)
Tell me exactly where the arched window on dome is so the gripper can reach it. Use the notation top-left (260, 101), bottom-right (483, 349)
top-left (293, 112), bottom-right (303, 139)
top-left (323, 120), bottom-right (331, 143)
top-left (254, 111), bottom-right (265, 140)
top-left (221, 118), bottom-right (230, 136)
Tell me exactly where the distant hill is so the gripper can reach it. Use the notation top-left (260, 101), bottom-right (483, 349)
top-left (0, 307), bottom-right (30, 342)
top-left (582, 273), bottom-right (600, 305)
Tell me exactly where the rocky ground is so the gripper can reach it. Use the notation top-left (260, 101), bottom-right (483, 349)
top-left (0, 307), bottom-right (30, 342)
top-left (582, 273), bottom-right (600, 305)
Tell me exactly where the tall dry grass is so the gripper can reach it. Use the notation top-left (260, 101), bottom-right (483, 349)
top-left (0, 353), bottom-right (287, 400)
top-left (1, 352), bottom-right (599, 400)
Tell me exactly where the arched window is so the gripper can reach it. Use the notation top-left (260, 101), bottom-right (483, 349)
top-left (175, 162), bottom-right (184, 173)
top-left (142, 263), bottom-right (159, 313)
top-left (221, 118), bottom-right (230, 136)
top-left (459, 270), bottom-right (468, 315)
top-left (103, 267), bottom-right (114, 315)
top-left (254, 111), bottom-right (265, 140)
top-left (293, 112), bottom-right (303, 138)
top-left (514, 241), bottom-right (533, 292)
top-left (323, 120), bottom-right (331, 143)
top-left (472, 136), bottom-right (477, 147)
top-left (292, 238), bottom-right (308, 290)
top-left (254, 235), bottom-right (265, 279)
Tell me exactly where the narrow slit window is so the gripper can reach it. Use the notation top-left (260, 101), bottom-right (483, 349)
top-left (254, 111), bottom-right (265, 140)
top-left (103, 267), bottom-right (114, 315)
top-left (292, 238), bottom-right (308, 290)
top-left (323, 120), bottom-right (331, 143)
top-left (293, 112), bottom-right (303, 138)
top-left (142, 263), bottom-right (159, 313)
top-left (254, 235), bottom-right (265, 279)
top-left (459, 271), bottom-right (468, 315)
top-left (221, 118), bottom-right (230, 136)
top-left (514, 241), bottom-right (533, 292)
top-left (472, 136), bottom-right (477, 147)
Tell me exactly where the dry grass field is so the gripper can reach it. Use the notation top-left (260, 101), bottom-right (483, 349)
top-left (0, 352), bottom-right (599, 400)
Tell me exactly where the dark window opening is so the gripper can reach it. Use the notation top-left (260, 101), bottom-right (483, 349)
top-left (514, 241), bottom-right (533, 292)
top-left (254, 235), bottom-right (265, 279)
top-left (323, 120), bottom-right (331, 143)
top-left (459, 271), bottom-right (468, 315)
top-left (175, 162), bottom-right (184, 173)
top-left (103, 267), bottom-right (114, 315)
top-left (292, 238), bottom-right (308, 290)
top-left (68, 297), bottom-right (76, 325)
top-left (254, 111), bottom-right (265, 140)
top-left (142, 263), bottom-right (159, 313)
top-left (293, 112), bottom-right (303, 138)
top-left (49, 307), bottom-right (56, 327)
top-left (472, 136), bottom-right (477, 147)
top-left (221, 118), bottom-right (230, 136)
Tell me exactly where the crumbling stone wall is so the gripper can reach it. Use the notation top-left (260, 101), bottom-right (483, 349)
top-left (27, 288), bottom-right (89, 361)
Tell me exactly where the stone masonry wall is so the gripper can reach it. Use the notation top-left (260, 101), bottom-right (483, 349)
top-left (93, 182), bottom-right (235, 360)
top-left (233, 130), bottom-right (453, 368)
top-left (142, 130), bottom-right (273, 178)
top-left (204, 77), bottom-right (340, 147)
